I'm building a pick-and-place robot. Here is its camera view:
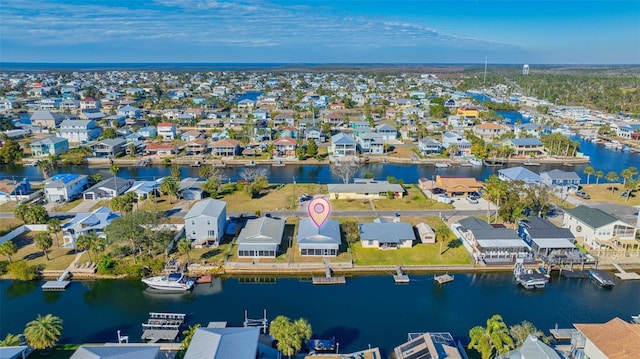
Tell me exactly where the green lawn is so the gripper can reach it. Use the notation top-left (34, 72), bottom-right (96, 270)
top-left (351, 242), bottom-right (471, 266)
top-left (30, 345), bottom-right (80, 359)
top-left (0, 218), bottom-right (23, 236)
top-left (373, 185), bottom-right (455, 210)
top-left (577, 183), bottom-right (640, 205)
top-left (0, 200), bottom-right (18, 213)
top-left (52, 198), bottom-right (84, 212)
top-left (12, 232), bottom-right (77, 270)
top-left (138, 196), bottom-right (176, 213)
top-left (220, 184), bottom-right (326, 212)
top-left (89, 200), bottom-right (111, 212)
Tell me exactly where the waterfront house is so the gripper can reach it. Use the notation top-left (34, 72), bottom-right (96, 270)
top-left (184, 199), bottom-right (227, 247)
top-left (394, 332), bottom-right (467, 359)
top-left (505, 138), bottom-right (545, 157)
top-left (181, 130), bottom-right (205, 142)
top-left (517, 216), bottom-right (577, 257)
top-left (442, 131), bottom-right (472, 155)
top-left (236, 216), bottom-right (285, 258)
top-left (91, 138), bottom-right (126, 158)
top-left (82, 176), bottom-right (133, 200)
top-left (30, 111), bottom-right (65, 128)
top-left (29, 136), bottom-right (69, 156)
top-left (455, 217), bottom-right (530, 263)
top-left (0, 178), bottom-right (31, 202)
top-left (435, 176), bottom-right (483, 197)
top-left (473, 122), bottom-right (509, 141)
top-left (540, 169), bottom-right (581, 189)
top-left (497, 335), bottom-right (561, 359)
top-left (186, 138), bottom-right (209, 156)
top-left (57, 119), bottom-right (102, 143)
top-left (157, 122), bottom-right (176, 141)
top-left (211, 138), bottom-right (241, 157)
top-left (563, 205), bottom-right (638, 251)
top-left (352, 121), bottom-right (372, 138)
top-left (375, 123), bottom-right (397, 141)
top-left (296, 218), bottom-right (341, 256)
top-left (70, 345), bottom-right (160, 359)
top-left (359, 220), bottom-right (415, 249)
top-left (418, 137), bottom-right (442, 155)
top-left (62, 206), bottom-right (120, 248)
top-left (144, 143), bottom-right (176, 157)
top-left (498, 166), bottom-right (543, 184)
top-left (44, 174), bottom-right (89, 202)
top-left (304, 127), bottom-right (324, 142)
top-left (126, 179), bottom-right (161, 200)
top-left (616, 123), bottom-right (640, 139)
top-left (358, 132), bottom-right (385, 154)
top-left (330, 133), bottom-right (357, 157)
top-left (272, 136), bottom-right (297, 157)
top-left (327, 180), bottom-right (405, 200)
top-left (514, 122), bottom-right (543, 138)
top-left (571, 317), bottom-right (640, 359)
top-left (184, 327), bottom-right (261, 359)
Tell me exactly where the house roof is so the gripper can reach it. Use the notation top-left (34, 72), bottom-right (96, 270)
top-left (31, 136), bottom-right (68, 146)
top-left (157, 122), bottom-right (174, 127)
top-left (509, 138), bottom-right (544, 146)
top-left (331, 133), bottom-right (356, 145)
top-left (476, 122), bottom-right (505, 130)
top-left (60, 119), bottom-right (93, 127)
top-left (185, 199), bottom-right (226, 220)
top-left (360, 222), bottom-right (415, 244)
top-left (273, 136), bottom-right (297, 145)
top-left (95, 138), bottom-right (126, 147)
top-left (327, 182), bottom-right (404, 194)
top-left (30, 111), bottom-right (64, 122)
top-left (145, 143), bottom-right (175, 150)
top-left (84, 177), bottom-right (131, 194)
top-left (70, 345), bottom-right (159, 359)
top-left (62, 207), bottom-right (120, 234)
top-left (297, 218), bottom-right (341, 248)
top-left (540, 169), bottom-right (581, 181)
top-left (212, 138), bottom-right (240, 148)
top-left (574, 318), bottom-right (640, 359)
top-left (45, 174), bottom-right (87, 187)
top-left (436, 176), bottom-right (483, 192)
top-left (500, 335), bottom-right (562, 359)
top-left (521, 217), bottom-right (575, 241)
top-left (184, 327), bottom-right (260, 359)
top-left (0, 346), bottom-right (29, 359)
top-left (498, 166), bottom-right (543, 183)
top-left (564, 205), bottom-right (623, 229)
top-left (236, 217), bottom-right (285, 246)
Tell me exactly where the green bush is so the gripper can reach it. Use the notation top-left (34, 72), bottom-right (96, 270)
top-left (96, 256), bottom-right (117, 275)
top-left (7, 261), bottom-right (41, 280)
top-left (0, 260), bottom-right (7, 275)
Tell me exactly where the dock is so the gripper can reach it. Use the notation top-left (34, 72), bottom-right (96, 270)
top-left (312, 267), bottom-right (346, 285)
top-left (549, 327), bottom-right (577, 341)
top-left (434, 273), bottom-right (454, 284)
top-left (141, 312), bottom-right (185, 343)
top-left (612, 263), bottom-right (640, 280)
top-left (393, 266), bottom-right (410, 283)
top-left (42, 270), bottom-right (71, 291)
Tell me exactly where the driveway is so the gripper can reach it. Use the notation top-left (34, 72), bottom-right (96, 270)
top-left (69, 199), bottom-right (99, 213)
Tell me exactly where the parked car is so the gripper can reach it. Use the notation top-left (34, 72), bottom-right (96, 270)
top-left (576, 191), bottom-right (590, 200)
top-left (431, 188), bottom-right (445, 195)
top-left (466, 195), bottom-right (479, 204)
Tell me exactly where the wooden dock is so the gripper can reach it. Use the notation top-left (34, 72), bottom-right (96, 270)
top-left (550, 327), bottom-right (577, 340)
top-left (612, 263), bottom-right (640, 280)
top-left (312, 267), bottom-right (346, 285)
top-left (434, 273), bottom-right (454, 284)
top-left (393, 266), bottom-right (410, 283)
top-left (42, 270), bottom-right (71, 291)
top-left (141, 312), bottom-right (185, 342)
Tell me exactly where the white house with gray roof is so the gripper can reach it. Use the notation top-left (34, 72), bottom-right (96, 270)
top-left (83, 176), bottom-right (133, 200)
top-left (184, 199), bottom-right (227, 247)
top-left (236, 217), bottom-right (285, 258)
top-left (498, 166), bottom-right (543, 184)
top-left (563, 205), bottom-right (637, 250)
top-left (297, 218), bottom-right (341, 256)
top-left (360, 221), bottom-right (415, 249)
top-left (62, 206), bottom-right (120, 248)
top-left (327, 180), bottom-right (405, 200)
top-left (57, 119), bottom-right (102, 142)
top-left (497, 335), bottom-right (562, 359)
top-left (540, 169), bottom-right (581, 189)
top-left (330, 133), bottom-right (357, 157)
top-left (184, 327), bottom-right (260, 359)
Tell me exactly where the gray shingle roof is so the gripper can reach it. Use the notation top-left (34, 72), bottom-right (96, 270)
top-left (70, 345), bottom-right (159, 359)
top-left (327, 182), bottom-right (404, 194)
top-left (185, 199), bottom-right (226, 220)
top-left (540, 169), bottom-right (580, 181)
top-left (510, 138), bottom-right (543, 146)
top-left (564, 205), bottom-right (623, 229)
top-left (184, 327), bottom-right (259, 359)
top-left (297, 218), bottom-right (341, 248)
top-left (331, 133), bottom-right (356, 144)
top-left (498, 166), bottom-right (542, 183)
top-left (236, 217), bottom-right (285, 245)
top-left (360, 222), bottom-right (415, 244)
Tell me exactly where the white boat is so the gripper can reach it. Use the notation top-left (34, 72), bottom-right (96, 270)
top-left (468, 158), bottom-right (483, 166)
top-left (142, 272), bottom-right (195, 291)
top-left (435, 162), bottom-right (451, 168)
top-left (589, 269), bottom-right (615, 288)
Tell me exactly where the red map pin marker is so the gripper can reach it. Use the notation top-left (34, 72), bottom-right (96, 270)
top-left (308, 196), bottom-right (331, 228)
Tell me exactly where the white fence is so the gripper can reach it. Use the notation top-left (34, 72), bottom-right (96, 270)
top-left (0, 224), bottom-right (48, 244)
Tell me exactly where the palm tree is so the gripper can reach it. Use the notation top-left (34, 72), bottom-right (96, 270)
top-left (160, 176), bottom-right (180, 203)
top-left (468, 314), bottom-right (514, 359)
top-left (177, 238), bottom-right (192, 266)
top-left (0, 241), bottom-right (18, 263)
top-left (484, 175), bottom-right (506, 223)
top-left (583, 166), bottom-right (595, 185)
top-left (24, 314), bottom-right (63, 350)
top-left (595, 170), bottom-right (604, 185)
top-left (623, 179), bottom-right (638, 202)
top-left (269, 316), bottom-right (312, 358)
top-left (0, 333), bottom-right (22, 347)
top-left (47, 218), bottom-right (61, 248)
top-left (34, 232), bottom-right (53, 261)
top-left (109, 163), bottom-right (120, 196)
top-left (605, 171), bottom-right (619, 194)
top-left (171, 165), bottom-right (182, 179)
top-left (75, 232), bottom-right (102, 262)
top-left (620, 167), bottom-right (638, 186)
top-left (435, 224), bottom-right (450, 255)
top-left (37, 158), bottom-right (55, 179)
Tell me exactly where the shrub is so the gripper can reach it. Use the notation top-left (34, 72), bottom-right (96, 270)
top-left (96, 256), bottom-right (117, 275)
top-left (0, 260), bottom-right (7, 275)
top-left (7, 261), bottom-right (41, 281)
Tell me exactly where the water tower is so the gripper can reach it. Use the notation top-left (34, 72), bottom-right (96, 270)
top-left (522, 64), bottom-right (530, 75)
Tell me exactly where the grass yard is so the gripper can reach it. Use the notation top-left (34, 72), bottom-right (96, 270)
top-left (29, 345), bottom-right (80, 359)
top-left (372, 185), bottom-right (455, 211)
top-left (0, 200), bottom-right (18, 213)
top-left (12, 232), bottom-right (77, 270)
top-left (221, 184), bottom-right (327, 213)
top-left (175, 243), bottom-right (233, 267)
top-left (52, 198), bottom-right (84, 212)
top-left (0, 218), bottom-right (23, 236)
top-left (138, 196), bottom-right (176, 213)
top-left (89, 200), bottom-right (111, 212)
top-left (577, 184), bottom-right (640, 206)
top-left (351, 241), bottom-right (471, 266)
top-left (330, 198), bottom-right (373, 211)
top-left (387, 144), bottom-right (417, 158)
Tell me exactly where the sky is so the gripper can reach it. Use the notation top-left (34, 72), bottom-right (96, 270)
top-left (1, 0), bottom-right (639, 64)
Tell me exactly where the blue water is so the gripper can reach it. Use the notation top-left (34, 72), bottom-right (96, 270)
top-left (497, 111), bottom-right (532, 124)
top-left (1, 274), bottom-right (638, 355)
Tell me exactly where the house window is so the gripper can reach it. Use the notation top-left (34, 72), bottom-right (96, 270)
top-left (207, 230), bottom-right (215, 237)
top-left (191, 220), bottom-right (195, 225)
top-left (207, 220), bottom-right (211, 225)
top-left (192, 230), bottom-right (196, 235)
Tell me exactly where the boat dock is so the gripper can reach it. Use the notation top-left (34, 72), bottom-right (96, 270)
top-left (141, 312), bottom-right (185, 343)
top-left (41, 270), bottom-right (71, 291)
top-left (393, 266), bottom-right (410, 283)
top-left (612, 263), bottom-right (640, 280)
top-left (312, 267), bottom-right (346, 285)
top-left (550, 327), bottom-right (577, 341)
top-left (434, 273), bottom-right (454, 284)
top-left (243, 310), bottom-right (268, 333)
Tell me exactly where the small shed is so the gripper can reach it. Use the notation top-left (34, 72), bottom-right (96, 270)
top-left (416, 223), bottom-right (436, 244)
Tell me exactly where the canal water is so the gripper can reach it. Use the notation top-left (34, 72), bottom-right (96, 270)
top-left (1, 274), bottom-right (639, 355)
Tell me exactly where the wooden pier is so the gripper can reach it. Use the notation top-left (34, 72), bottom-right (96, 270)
top-left (312, 267), bottom-right (346, 285)
top-left (42, 270), bottom-right (71, 291)
top-left (550, 327), bottom-right (577, 341)
top-left (434, 273), bottom-right (454, 284)
top-left (141, 312), bottom-right (185, 343)
top-left (393, 266), bottom-right (410, 283)
top-left (612, 263), bottom-right (640, 280)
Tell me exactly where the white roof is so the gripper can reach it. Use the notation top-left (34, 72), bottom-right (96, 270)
top-left (70, 345), bottom-right (159, 359)
top-left (185, 199), bottom-right (226, 219)
top-left (531, 238), bottom-right (576, 249)
top-left (184, 327), bottom-right (259, 359)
